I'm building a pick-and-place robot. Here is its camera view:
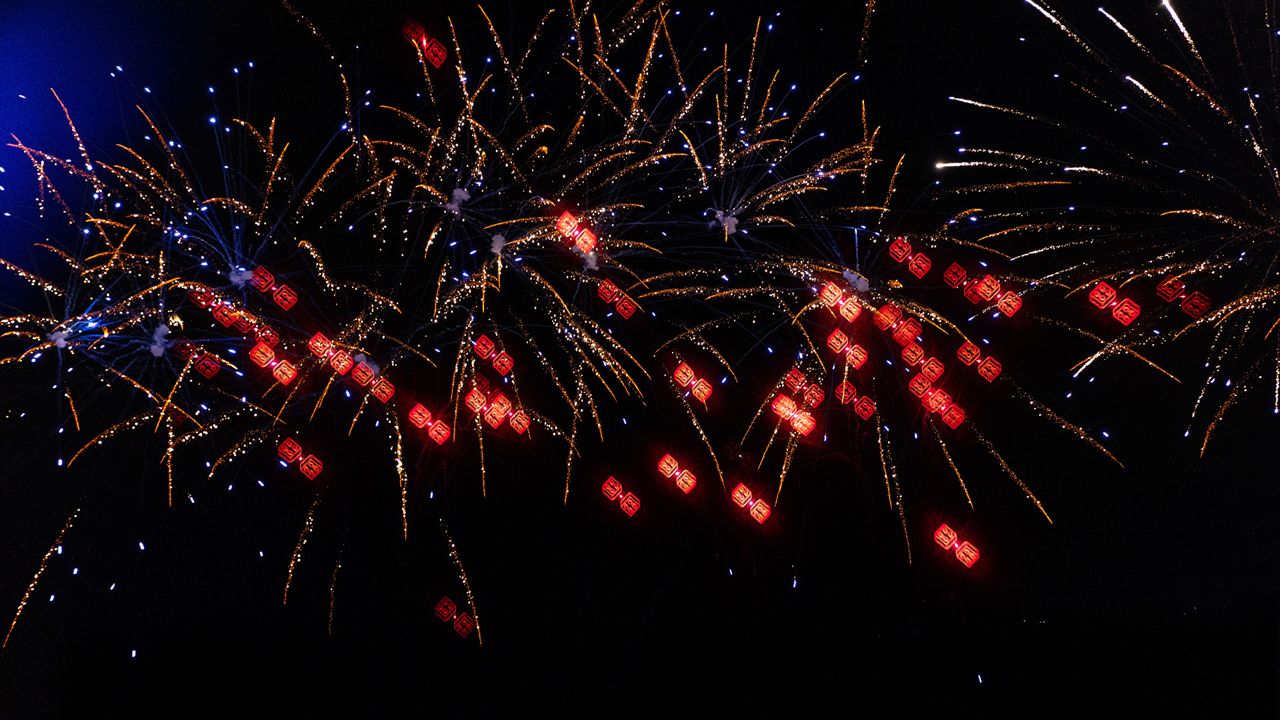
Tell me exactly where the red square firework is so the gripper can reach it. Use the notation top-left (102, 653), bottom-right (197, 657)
top-left (996, 291), bottom-right (1022, 317)
top-left (434, 596), bottom-right (456, 622)
top-left (371, 378), bottom-right (395, 403)
top-left (657, 453), bottom-right (679, 478)
top-left (888, 237), bottom-right (913, 263)
top-left (424, 38), bottom-right (448, 69)
top-left (750, 500), bottom-right (772, 524)
top-left (188, 288), bottom-right (215, 308)
top-left (233, 313), bottom-right (255, 334)
top-left (556, 211), bottom-right (580, 237)
top-left (956, 341), bottom-right (981, 366)
top-left (1089, 281), bottom-right (1116, 309)
top-left (473, 374), bottom-right (492, 394)
top-left (941, 404), bottom-right (966, 429)
top-left (255, 325), bottom-right (280, 348)
top-left (892, 318), bottom-right (922, 346)
top-left (619, 492), bottom-right (640, 516)
top-left (473, 334), bottom-right (496, 360)
top-left (838, 299), bottom-right (862, 323)
top-left (194, 354), bottom-right (221, 379)
top-left (598, 279), bottom-right (621, 303)
top-left (602, 476), bottom-right (623, 500)
top-left (675, 470), bottom-right (696, 494)
top-left (854, 396), bottom-right (876, 420)
top-left (934, 524), bottom-right (957, 549)
top-left (615, 295), bottom-right (638, 319)
top-left (272, 361), bottom-right (297, 386)
top-left (819, 282), bottom-right (844, 308)
top-left (731, 483), bottom-right (753, 507)
top-left (428, 421), bottom-right (452, 445)
top-left (924, 388), bottom-right (951, 414)
top-left (464, 388), bottom-right (488, 413)
top-left (692, 379), bottom-right (714, 403)
top-left (574, 227), bottom-right (597, 255)
top-left (955, 541), bottom-right (980, 568)
top-left (772, 394), bottom-right (798, 420)
top-left (971, 275), bottom-right (1002, 303)
top-left (298, 454), bottom-right (323, 480)
top-left (827, 329), bottom-right (850, 354)
top-left (508, 410), bottom-right (531, 435)
top-left (1112, 298), bottom-right (1141, 326)
top-left (907, 252), bottom-right (932, 279)
top-left (1181, 291), bottom-right (1210, 319)
top-left (846, 344), bottom-right (869, 369)
top-left (249, 342), bottom-right (275, 368)
top-left (408, 403), bottom-right (433, 429)
top-left (308, 332), bottom-right (333, 358)
top-left (791, 411), bottom-right (816, 436)
top-left (908, 373), bottom-right (932, 398)
top-left (1157, 276), bottom-right (1186, 303)
top-left (278, 438), bottom-right (303, 464)
top-left (901, 342), bottom-right (925, 366)
top-left (249, 266), bottom-right (274, 293)
top-left (673, 362), bottom-right (696, 388)
top-left (486, 391), bottom-right (512, 420)
top-left (212, 304), bottom-right (238, 327)
top-left (492, 351), bottom-right (514, 376)
top-left (784, 368), bottom-right (808, 392)
top-left (802, 385), bottom-right (824, 409)
top-left (452, 612), bottom-right (475, 639)
top-left (835, 381), bottom-right (857, 404)
top-left (351, 362), bottom-right (375, 387)
top-left (977, 356), bottom-right (1003, 382)
top-left (329, 351), bottom-right (354, 376)
top-left (484, 405), bottom-right (508, 429)
top-left (272, 285), bottom-right (298, 311)
top-left (873, 303), bottom-right (902, 331)
top-left (943, 263), bottom-right (968, 289)
top-left (920, 357), bottom-right (945, 382)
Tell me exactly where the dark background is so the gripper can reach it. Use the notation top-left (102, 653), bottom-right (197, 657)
top-left (0, 1), bottom-right (1276, 716)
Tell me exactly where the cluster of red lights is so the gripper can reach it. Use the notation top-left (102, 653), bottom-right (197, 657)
top-left (656, 453), bottom-right (697, 494)
top-left (472, 334), bottom-right (514, 376)
top-left (817, 281), bottom-right (864, 324)
top-left (933, 523), bottom-right (980, 568)
top-left (672, 362), bottom-right (714, 403)
top-left (403, 21), bottom-right (449, 69)
top-left (463, 376), bottom-right (531, 433)
top-left (1156, 276), bottom-right (1211, 320)
top-left (277, 437), bottom-right (324, 480)
top-left (555, 211), bottom-right (598, 255)
top-left (942, 259), bottom-right (1022, 317)
top-left (872, 304), bottom-right (966, 429)
top-left (956, 340), bottom-right (1002, 383)
top-left (433, 596), bottom-right (476, 638)
top-left (246, 266), bottom-right (300, 312)
top-left (597, 279), bottom-right (638, 319)
top-left (888, 237), bottom-right (1023, 317)
top-left (174, 341), bottom-right (224, 380)
top-left (407, 403), bottom-right (453, 445)
top-left (887, 236), bottom-right (934, 280)
top-left (601, 476), bottom-right (641, 517)
top-left (189, 272), bottom-right (464, 453)
top-left (730, 483), bottom-right (772, 524)
top-left (307, 331), bottom-right (395, 402)
top-left (770, 368), bottom-right (825, 436)
top-left (188, 287), bottom-right (281, 346)
top-left (248, 340), bottom-right (298, 386)
top-left (1088, 281), bottom-right (1142, 326)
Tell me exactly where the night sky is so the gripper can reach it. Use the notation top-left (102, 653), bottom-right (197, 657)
top-left (0, 1), bottom-right (1277, 716)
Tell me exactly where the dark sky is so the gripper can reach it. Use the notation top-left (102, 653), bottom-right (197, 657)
top-left (0, 1), bottom-right (1276, 716)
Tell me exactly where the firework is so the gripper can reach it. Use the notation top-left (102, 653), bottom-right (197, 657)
top-left (940, 1), bottom-right (1280, 453)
